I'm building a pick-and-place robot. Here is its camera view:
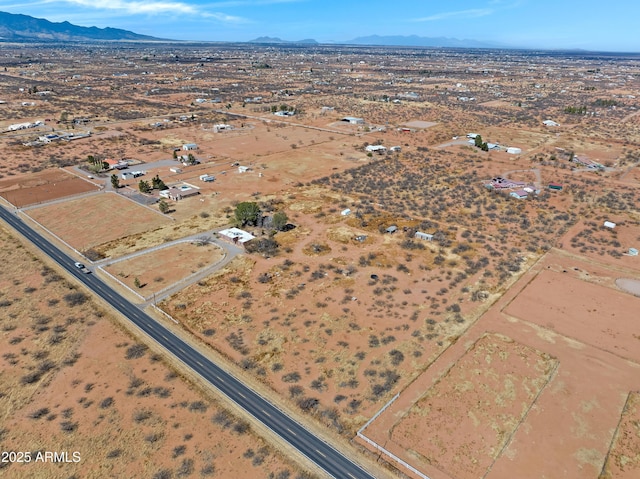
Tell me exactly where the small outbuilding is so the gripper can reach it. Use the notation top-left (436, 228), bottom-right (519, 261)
top-left (182, 143), bottom-right (198, 151)
top-left (342, 117), bottom-right (365, 125)
top-left (415, 231), bottom-right (434, 241)
top-left (341, 208), bottom-right (351, 216)
top-left (603, 221), bottom-right (616, 229)
top-left (507, 147), bottom-right (522, 155)
top-left (510, 189), bottom-right (529, 199)
top-left (365, 145), bottom-right (387, 154)
top-left (386, 225), bottom-right (398, 234)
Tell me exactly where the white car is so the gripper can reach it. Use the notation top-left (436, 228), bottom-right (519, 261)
top-left (74, 262), bottom-right (90, 273)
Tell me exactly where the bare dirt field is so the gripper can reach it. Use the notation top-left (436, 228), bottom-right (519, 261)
top-left (103, 241), bottom-right (225, 295)
top-left (390, 333), bottom-right (557, 479)
top-left (360, 250), bottom-right (640, 479)
top-left (402, 121), bottom-right (439, 129)
top-left (0, 169), bottom-right (98, 207)
top-left (600, 392), bottom-right (640, 479)
top-left (505, 269), bottom-right (640, 363)
top-left (25, 192), bottom-right (172, 253)
top-left (0, 224), bottom-right (314, 479)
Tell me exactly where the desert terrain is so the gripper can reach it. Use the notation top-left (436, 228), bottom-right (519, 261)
top-left (1, 42), bottom-right (639, 479)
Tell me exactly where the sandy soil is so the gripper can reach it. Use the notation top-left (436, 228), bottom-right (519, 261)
top-left (360, 250), bottom-right (640, 479)
top-left (600, 392), bottom-right (640, 479)
top-left (0, 169), bottom-right (98, 207)
top-left (391, 333), bottom-right (557, 479)
top-left (103, 241), bottom-right (225, 295)
top-left (25, 192), bottom-right (172, 252)
top-left (0, 223), bottom-right (314, 479)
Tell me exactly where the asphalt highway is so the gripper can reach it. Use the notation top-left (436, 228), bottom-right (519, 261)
top-left (0, 206), bottom-right (377, 479)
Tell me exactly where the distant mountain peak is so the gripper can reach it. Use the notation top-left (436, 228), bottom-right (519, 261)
top-left (343, 34), bottom-right (502, 49)
top-left (0, 11), bottom-right (168, 42)
top-left (248, 36), bottom-right (318, 45)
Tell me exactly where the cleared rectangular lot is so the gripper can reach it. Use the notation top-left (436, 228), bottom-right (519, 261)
top-left (26, 191), bottom-right (171, 251)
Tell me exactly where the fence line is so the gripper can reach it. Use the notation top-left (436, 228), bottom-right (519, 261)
top-left (357, 392), bottom-right (431, 479)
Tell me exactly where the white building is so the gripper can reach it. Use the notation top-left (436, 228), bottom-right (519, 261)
top-left (218, 228), bottom-right (255, 246)
top-left (507, 147), bottom-right (522, 155)
top-left (342, 117), bottom-right (365, 125)
top-left (543, 120), bottom-right (560, 127)
top-left (365, 145), bottom-right (387, 154)
top-left (415, 231), bottom-right (434, 241)
top-left (182, 143), bottom-right (198, 151)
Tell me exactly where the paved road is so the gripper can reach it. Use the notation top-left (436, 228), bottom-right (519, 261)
top-left (0, 206), bottom-right (376, 479)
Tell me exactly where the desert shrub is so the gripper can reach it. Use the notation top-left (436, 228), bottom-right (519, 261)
top-left (60, 421), bottom-right (78, 433)
top-left (152, 469), bottom-right (173, 479)
top-left (63, 292), bottom-right (88, 307)
top-left (99, 397), bottom-right (114, 409)
top-left (172, 445), bottom-right (186, 458)
top-left (106, 449), bottom-right (122, 459)
top-left (200, 464), bottom-right (215, 476)
top-left (389, 349), bottom-right (405, 365)
top-left (233, 420), bottom-right (250, 434)
top-left (245, 237), bottom-right (279, 256)
top-left (125, 344), bottom-right (148, 360)
top-left (177, 458), bottom-right (194, 477)
top-left (145, 433), bottom-right (163, 444)
top-left (21, 372), bottom-right (42, 385)
top-left (282, 372), bottom-right (301, 383)
top-left (188, 401), bottom-right (208, 413)
top-left (133, 410), bottom-right (152, 423)
top-left (297, 397), bottom-right (319, 411)
top-left (29, 408), bottom-right (50, 419)
top-left (288, 385), bottom-right (304, 398)
top-left (211, 410), bottom-right (234, 429)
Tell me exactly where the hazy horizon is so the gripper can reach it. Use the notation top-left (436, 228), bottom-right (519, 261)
top-left (1, 0), bottom-right (639, 53)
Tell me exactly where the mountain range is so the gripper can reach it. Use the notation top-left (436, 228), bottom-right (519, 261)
top-left (1, 11), bottom-right (503, 49)
top-left (0, 11), bottom-right (163, 42)
top-left (251, 34), bottom-right (502, 49)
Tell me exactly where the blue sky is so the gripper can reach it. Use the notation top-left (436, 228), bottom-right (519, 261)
top-left (1, 0), bottom-right (638, 51)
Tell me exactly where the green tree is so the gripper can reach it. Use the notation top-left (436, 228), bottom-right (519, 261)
top-left (272, 211), bottom-right (288, 231)
top-left (481, 142), bottom-right (489, 152)
top-left (172, 150), bottom-right (177, 159)
top-left (152, 175), bottom-right (166, 190)
top-left (187, 153), bottom-right (197, 165)
top-left (234, 202), bottom-right (261, 227)
top-left (158, 199), bottom-right (170, 214)
top-left (138, 180), bottom-right (151, 194)
top-left (110, 174), bottom-right (120, 189)
top-left (474, 135), bottom-right (483, 148)
top-left (134, 277), bottom-right (141, 288)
